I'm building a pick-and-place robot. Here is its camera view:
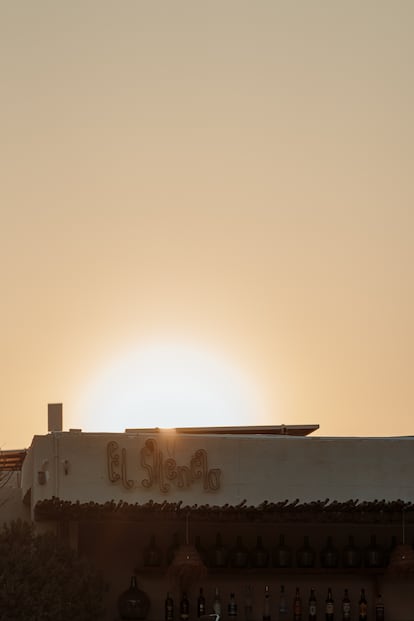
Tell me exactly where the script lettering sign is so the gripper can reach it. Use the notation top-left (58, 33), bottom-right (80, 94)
top-left (107, 438), bottom-right (221, 492)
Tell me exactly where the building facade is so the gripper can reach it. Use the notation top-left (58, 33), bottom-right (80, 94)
top-left (3, 426), bottom-right (414, 620)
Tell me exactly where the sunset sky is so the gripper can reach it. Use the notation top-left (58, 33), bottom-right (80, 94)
top-left (1, 2), bottom-right (413, 449)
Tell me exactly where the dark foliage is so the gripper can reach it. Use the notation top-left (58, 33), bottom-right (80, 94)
top-left (0, 520), bottom-right (106, 620)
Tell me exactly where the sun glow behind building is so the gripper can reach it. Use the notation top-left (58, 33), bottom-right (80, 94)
top-left (72, 341), bottom-right (271, 433)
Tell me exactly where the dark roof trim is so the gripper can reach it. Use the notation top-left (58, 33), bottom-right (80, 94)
top-left (34, 498), bottom-right (414, 524)
top-left (0, 449), bottom-right (27, 471)
top-left (124, 425), bottom-right (319, 437)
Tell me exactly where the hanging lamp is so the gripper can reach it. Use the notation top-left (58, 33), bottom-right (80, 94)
top-left (167, 512), bottom-right (207, 588)
top-left (388, 509), bottom-right (414, 574)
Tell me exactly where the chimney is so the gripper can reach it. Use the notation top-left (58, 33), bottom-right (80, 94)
top-left (48, 403), bottom-right (63, 432)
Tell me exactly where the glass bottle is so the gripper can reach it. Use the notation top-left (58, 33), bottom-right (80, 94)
top-left (180, 592), bottom-right (190, 621)
top-left (165, 592), bottom-right (174, 621)
top-left (342, 589), bottom-right (351, 621)
top-left (143, 534), bottom-right (162, 567)
top-left (358, 589), bottom-right (367, 621)
top-left (244, 585), bottom-right (254, 621)
top-left (375, 594), bottom-right (384, 621)
top-left (228, 592), bottom-right (238, 619)
top-left (252, 535), bottom-right (269, 568)
top-left (117, 575), bottom-right (150, 620)
top-left (325, 588), bottom-right (334, 621)
top-left (308, 589), bottom-right (317, 621)
top-left (342, 535), bottom-right (362, 568)
top-left (294, 587), bottom-right (302, 621)
top-left (297, 536), bottom-right (316, 568)
top-left (230, 535), bottom-right (249, 568)
top-left (210, 533), bottom-right (228, 568)
top-left (278, 584), bottom-right (288, 621)
top-left (263, 585), bottom-right (271, 621)
top-left (320, 536), bottom-right (339, 568)
top-left (197, 588), bottom-right (206, 618)
top-left (272, 534), bottom-right (292, 568)
top-left (213, 587), bottom-right (222, 617)
top-left (365, 534), bottom-right (384, 568)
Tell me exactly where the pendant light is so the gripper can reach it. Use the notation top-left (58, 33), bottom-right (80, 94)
top-left (167, 512), bottom-right (207, 588)
top-left (388, 509), bottom-right (414, 574)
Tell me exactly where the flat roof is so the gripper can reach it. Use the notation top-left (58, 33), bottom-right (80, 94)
top-left (124, 424), bottom-right (319, 437)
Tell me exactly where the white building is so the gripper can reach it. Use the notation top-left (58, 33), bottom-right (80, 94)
top-left (2, 419), bottom-right (414, 620)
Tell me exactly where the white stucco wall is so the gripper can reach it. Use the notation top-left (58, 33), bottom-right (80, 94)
top-left (22, 431), bottom-right (414, 511)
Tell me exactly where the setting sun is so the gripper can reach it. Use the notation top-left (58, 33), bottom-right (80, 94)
top-left (72, 340), bottom-right (267, 432)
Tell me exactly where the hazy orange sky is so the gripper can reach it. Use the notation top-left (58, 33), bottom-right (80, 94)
top-left (1, 2), bottom-right (413, 448)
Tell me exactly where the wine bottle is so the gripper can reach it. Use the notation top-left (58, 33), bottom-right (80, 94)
top-left (211, 533), bottom-right (228, 568)
top-left (273, 534), bottom-right (292, 568)
top-left (325, 588), bottom-right (334, 621)
top-left (165, 592), bottom-right (174, 621)
top-left (180, 592), bottom-right (190, 621)
top-left (309, 589), bottom-right (317, 621)
top-left (358, 589), bottom-right (367, 621)
top-left (297, 536), bottom-right (316, 568)
top-left (294, 587), bottom-right (302, 621)
top-left (365, 535), bottom-right (384, 568)
top-left (197, 587), bottom-right (206, 617)
top-left (213, 587), bottom-right (222, 617)
top-left (375, 594), bottom-right (384, 621)
top-left (343, 535), bottom-right (361, 568)
top-left (263, 585), bottom-right (271, 621)
top-left (320, 536), bottom-right (339, 568)
top-left (143, 533), bottom-right (162, 567)
top-left (230, 535), bottom-right (249, 568)
top-left (342, 589), bottom-right (351, 621)
top-left (278, 584), bottom-right (288, 621)
top-left (228, 592), bottom-right (238, 619)
top-left (252, 535), bottom-right (269, 568)
top-left (244, 584), bottom-right (254, 621)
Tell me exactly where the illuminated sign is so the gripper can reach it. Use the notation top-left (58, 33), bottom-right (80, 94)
top-left (107, 438), bottom-right (221, 492)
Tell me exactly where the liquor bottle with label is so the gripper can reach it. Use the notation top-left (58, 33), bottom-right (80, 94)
top-left (180, 592), bottom-right (190, 621)
top-left (297, 536), bottom-right (316, 568)
top-left (294, 587), bottom-right (302, 621)
top-left (375, 594), bottom-right (384, 621)
top-left (230, 536), bottom-right (249, 568)
top-left (309, 589), bottom-right (317, 621)
top-left (343, 535), bottom-right (362, 568)
top-left (358, 589), bottom-right (367, 621)
top-left (263, 585), bottom-right (271, 621)
top-left (320, 536), bottom-right (339, 569)
top-left (143, 533), bottom-right (162, 567)
top-left (252, 535), bottom-right (269, 568)
top-left (244, 584), bottom-right (254, 621)
top-left (165, 592), bottom-right (174, 621)
top-left (210, 533), bottom-right (229, 568)
top-left (272, 534), bottom-right (292, 568)
top-left (365, 535), bottom-right (384, 568)
top-left (197, 588), bottom-right (206, 617)
top-left (325, 588), bottom-right (334, 621)
top-left (228, 592), bottom-right (238, 619)
top-left (342, 589), bottom-right (351, 621)
top-left (278, 584), bottom-right (288, 621)
top-left (213, 587), bottom-right (222, 617)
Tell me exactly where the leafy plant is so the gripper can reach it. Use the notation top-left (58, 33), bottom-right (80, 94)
top-left (0, 520), bottom-right (106, 620)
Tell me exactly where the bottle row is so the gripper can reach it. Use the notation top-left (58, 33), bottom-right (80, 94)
top-left (142, 533), bottom-right (397, 570)
top-left (165, 585), bottom-right (385, 621)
